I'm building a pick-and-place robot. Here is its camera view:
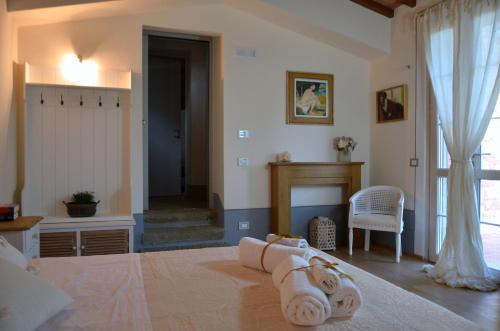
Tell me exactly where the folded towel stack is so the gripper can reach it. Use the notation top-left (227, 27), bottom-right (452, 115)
top-left (239, 237), bottom-right (316, 273)
top-left (238, 235), bottom-right (362, 326)
top-left (265, 233), bottom-right (309, 249)
top-left (271, 255), bottom-right (331, 326)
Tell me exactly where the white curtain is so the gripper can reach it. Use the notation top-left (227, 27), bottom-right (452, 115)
top-left (420, 0), bottom-right (500, 291)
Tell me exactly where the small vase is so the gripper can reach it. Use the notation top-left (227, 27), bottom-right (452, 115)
top-left (337, 150), bottom-right (351, 162)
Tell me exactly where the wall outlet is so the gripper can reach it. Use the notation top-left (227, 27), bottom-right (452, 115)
top-left (238, 157), bottom-right (250, 167)
top-left (239, 221), bottom-right (250, 230)
top-left (410, 158), bottom-right (419, 167)
top-left (238, 129), bottom-right (250, 139)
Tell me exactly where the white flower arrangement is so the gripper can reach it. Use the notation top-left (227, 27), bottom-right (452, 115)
top-left (333, 136), bottom-right (357, 153)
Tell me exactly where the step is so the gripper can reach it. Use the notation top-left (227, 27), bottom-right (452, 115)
top-left (144, 218), bottom-right (211, 229)
top-left (139, 240), bottom-right (230, 252)
top-left (143, 208), bottom-right (216, 225)
top-left (142, 225), bottom-right (224, 246)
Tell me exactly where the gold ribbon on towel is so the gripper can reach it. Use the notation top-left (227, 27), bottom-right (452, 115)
top-left (279, 257), bottom-right (354, 284)
top-left (260, 234), bottom-right (302, 272)
top-left (309, 256), bottom-right (354, 282)
top-left (260, 236), bottom-right (284, 272)
top-left (279, 265), bottom-right (313, 284)
top-left (278, 233), bottom-right (303, 239)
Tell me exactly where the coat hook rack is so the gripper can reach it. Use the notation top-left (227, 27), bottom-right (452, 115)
top-left (40, 92), bottom-right (44, 105)
top-left (98, 96), bottom-right (102, 107)
top-left (116, 96), bottom-right (120, 108)
top-left (60, 95), bottom-right (64, 106)
top-left (80, 95), bottom-right (84, 106)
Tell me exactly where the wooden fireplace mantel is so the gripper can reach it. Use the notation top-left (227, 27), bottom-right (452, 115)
top-left (268, 162), bottom-right (364, 234)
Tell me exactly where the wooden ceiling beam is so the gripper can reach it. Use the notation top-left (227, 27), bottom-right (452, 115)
top-left (350, 0), bottom-right (394, 18)
top-left (398, 0), bottom-right (417, 7)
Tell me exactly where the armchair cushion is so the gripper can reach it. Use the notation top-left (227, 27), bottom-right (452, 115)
top-left (349, 214), bottom-right (400, 232)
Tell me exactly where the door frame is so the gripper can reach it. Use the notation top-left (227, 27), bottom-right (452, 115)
top-left (142, 28), bottom-right (212, 211)
top-left (427, 91), bottom-right (448, 262)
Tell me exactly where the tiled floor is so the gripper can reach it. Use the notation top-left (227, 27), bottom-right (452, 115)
top-left (482, 223), bottom-right (500, 270)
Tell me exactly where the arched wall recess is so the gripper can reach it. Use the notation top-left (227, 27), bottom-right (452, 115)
top-left (19, 63), bottom-right (133, 219)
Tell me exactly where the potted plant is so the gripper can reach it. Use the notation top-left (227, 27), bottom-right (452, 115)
top-left (63, 191), bottom-right (100, 217)
top-left (333, 136), bottom-right (357, 162)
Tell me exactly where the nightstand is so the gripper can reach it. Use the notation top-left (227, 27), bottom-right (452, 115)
top-left (0, 216), bottom-right (43, 259)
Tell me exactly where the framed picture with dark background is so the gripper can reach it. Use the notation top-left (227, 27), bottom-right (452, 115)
top-left (376, 84), bottom-right (407, 123)
top-left (287, 71), bottom-right (334, 125)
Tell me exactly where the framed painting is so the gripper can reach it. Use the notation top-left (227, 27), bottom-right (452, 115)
top-left (376, 84), bottom-right (407, 123)
top-left (286, 71), bottom-right (334, 125)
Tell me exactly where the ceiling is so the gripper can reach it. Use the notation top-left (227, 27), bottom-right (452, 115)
top-left (350, 0), bottom-right (417, 18)
top-left (7, 0), bottom-right (392, 60)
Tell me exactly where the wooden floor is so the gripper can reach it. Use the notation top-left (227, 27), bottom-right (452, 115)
top-left (328, 246), bottom-right (500, 331)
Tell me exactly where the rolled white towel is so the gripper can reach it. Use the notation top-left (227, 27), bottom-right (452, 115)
top-left (266, 233), bottom-right (309, 249)
top-left (309, 257), bottom-right (342, 295)
top-left (239, 237), bottom-right (316, 273)
top-left (328, 277), bottom-right (362, 318)
top-left (271, 255), bottom-right (331, 326)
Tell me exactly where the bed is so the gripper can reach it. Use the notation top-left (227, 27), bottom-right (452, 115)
top-left (31, 247), bottom-right (481, 331)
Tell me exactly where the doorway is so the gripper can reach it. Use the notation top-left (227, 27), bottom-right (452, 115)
top-left (145, 34), bottom-right (210, 211)
top-left (141, 31), bottom-right (225, 251)
top-left (429, 95), bottom-right (500, 269)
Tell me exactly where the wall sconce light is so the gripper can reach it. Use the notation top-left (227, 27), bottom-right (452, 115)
top-left (60, 53), bottom-right (98, 86)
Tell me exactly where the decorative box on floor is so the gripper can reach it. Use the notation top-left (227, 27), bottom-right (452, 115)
top-left (309, 216), bottom-right (336, 251)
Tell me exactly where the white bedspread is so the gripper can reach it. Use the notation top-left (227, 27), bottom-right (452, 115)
top-left (31, 253), bottom-right (153, 331)
top-left (32, 247), bottom-right (482, 331)
top-left (141, 247), bottom-right (482, 331)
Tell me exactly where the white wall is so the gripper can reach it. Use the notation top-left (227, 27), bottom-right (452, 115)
top-left (0, 2), bottom-right (17, 204)
top-left (17, 3), bottom-right (371, 212)
top-left (222, 11), bottom-right (371, 209)
top-left (370, 0), bottom-right (439, 256)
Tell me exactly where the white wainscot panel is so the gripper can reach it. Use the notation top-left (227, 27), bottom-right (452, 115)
top-left (23, 86), bottom-right (131, 217)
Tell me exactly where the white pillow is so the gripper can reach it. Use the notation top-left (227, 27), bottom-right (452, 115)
top-left (0, 236), bottom-right (28, 270)
top-left (0, 258), bottom-right (73, 331)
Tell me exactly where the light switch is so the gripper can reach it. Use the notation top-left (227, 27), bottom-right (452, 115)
top-left (239, 221), bottom-right (250, 230)
top-left (238, 130), bottom-right (250, 139)
top-left (238, 157), bottom-right (250, 167)
top-left (410, 158), bottom-right (419, 167)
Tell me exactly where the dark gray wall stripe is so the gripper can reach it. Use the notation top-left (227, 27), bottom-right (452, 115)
top-left (371, 209), bottom-right (415, 254)
top-left (133, 213), bottom-right (145, 252)
top-left (134, 194), bottom-right (415, 254)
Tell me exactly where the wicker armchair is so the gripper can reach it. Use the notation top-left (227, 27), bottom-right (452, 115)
top-left (348, 186), bottom-right (405, 263)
